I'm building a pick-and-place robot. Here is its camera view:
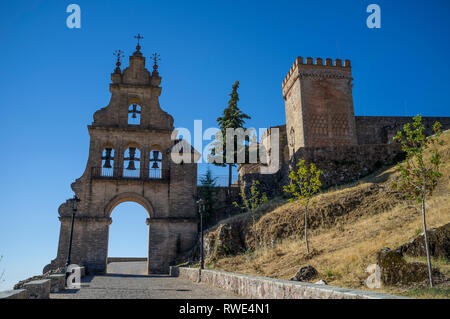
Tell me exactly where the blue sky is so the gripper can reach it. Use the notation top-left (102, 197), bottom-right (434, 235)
top-left (0, 0), bottom-right (449, 290)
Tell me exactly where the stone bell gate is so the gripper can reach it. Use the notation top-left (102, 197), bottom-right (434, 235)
top-left (44, 40), bottom-right (198, 274)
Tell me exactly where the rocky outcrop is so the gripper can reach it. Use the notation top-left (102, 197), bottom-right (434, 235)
top-left (290, 266), bottom-right (318, 281)
top-left (365, 225), bottom-right (449, 289)
top-left (396, 223), bottom-right (450, 259)
top-left (204, 220), bottom-right (249, 261)
top-left (377, 248), bottom-right (443, 286)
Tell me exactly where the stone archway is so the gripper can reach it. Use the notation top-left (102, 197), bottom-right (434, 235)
top-left (104, 192), bottom-right (154, 218)
top-left (105, 193), bottom-right (154, 274)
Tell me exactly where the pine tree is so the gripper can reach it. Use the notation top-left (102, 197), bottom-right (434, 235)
top-left (209, 81), bottom-right (251, 188)
top-left (199, 167), bottom-right (218, 225)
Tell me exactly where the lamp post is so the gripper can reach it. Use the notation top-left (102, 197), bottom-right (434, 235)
top-left (65, 195), bottom-right (80, 272)
top-left (197, 199), bottom-right (205, 270)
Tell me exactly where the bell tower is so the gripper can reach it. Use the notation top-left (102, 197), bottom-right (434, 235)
top-left (44, 37), bottom-right (199, 274)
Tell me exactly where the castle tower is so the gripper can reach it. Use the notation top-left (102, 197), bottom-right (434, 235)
top-left (44, 40), bottom-right (198, 274)
top-left (282, 57), bottom-right (357, 157)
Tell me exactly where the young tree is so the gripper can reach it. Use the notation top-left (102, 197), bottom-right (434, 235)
top-left (209, 81), bottom-right (251, 188)
top-left (283, 160), bottom-right (322, 254)
top-left (391, 115), bottom-right (444, 287)
top-left (234, 180), bottom-right (268, 249)
top-left (198, 167), bottom-right (218, 225)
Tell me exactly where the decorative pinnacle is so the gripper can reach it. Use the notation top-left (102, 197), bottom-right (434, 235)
top-left (151, 52), bottom-right (161, 72)
top-left (134, 33), bottom-right (144, 52)
top-left (113, 49), bottom-right (124, 72)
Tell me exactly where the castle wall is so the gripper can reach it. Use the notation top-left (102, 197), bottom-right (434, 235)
top-left (258, 114), bottom-right (450, 164)
top-left (239, 116), bottom-right (449, 200)
top-left (259, 124), bottom-right (289, 169)
top-left (240, 143), bottom-right (404, 198)
top-left (355, 116), bottom-right (450, 145)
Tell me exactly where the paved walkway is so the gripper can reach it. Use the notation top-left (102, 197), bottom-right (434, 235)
top-left (107, 261), bottom-right (148, 275)
top-left (51, 262), bottom-right (241, 299)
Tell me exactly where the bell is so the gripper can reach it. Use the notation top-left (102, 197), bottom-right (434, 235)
top-left (102, 148), bottom-right (113, 168)
top-left (126, 160), bottom-right (136, 170)
top-left (152, 150), bottom-right (160, 160)
top-left (151, 162), bottom-right (159, 169)
top-left (132, 113), bottom-right (137, 119)
top-left (103, 159), bottom-right (112, 168)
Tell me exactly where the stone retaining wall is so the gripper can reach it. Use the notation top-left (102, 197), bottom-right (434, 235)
top-left (171, 267), bottom-right (406, 299)
top-left (0, 289), bottom-right (29, 299)
top-left (23, 279), bottom-right (51, 299)
top-left (174, 266), bottom-right (200, 283)
top-left (49, 274), bottom-right (66, 293)
top-left (2, 265), bottom-right (87, 299)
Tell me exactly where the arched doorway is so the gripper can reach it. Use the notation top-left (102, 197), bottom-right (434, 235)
top-left (104, 193), bottom-right (154, 275)
top-left (106, 202), bottom-right (149, 275)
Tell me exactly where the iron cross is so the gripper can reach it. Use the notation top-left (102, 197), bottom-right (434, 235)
top-left (151, 52), bottom-right (161, 67)
top-left (134, 33), bottom-right (144, 46)
top-left (113, 49), bottom-right (124, 62)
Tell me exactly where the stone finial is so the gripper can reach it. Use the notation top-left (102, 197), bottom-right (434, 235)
top-left (315, 58), bottom-right (323, 66)
top-left (334, 59), bottom-right (342, 67)
top-left (113, 49), bottom-right (124, 73)
top-left (306, 57), bottom-right (313, 65)
top-left (151, 52), bottom-right (161, 76)
top-left (325, 58), bottom-right (332, 66)
top-left (344, 59), bottom-right (351, 68)
top-left (295, 56), bottom-right (303, 66)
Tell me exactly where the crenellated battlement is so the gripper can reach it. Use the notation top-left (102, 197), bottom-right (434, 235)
top-left (282, 56), bottom-right (351, 90)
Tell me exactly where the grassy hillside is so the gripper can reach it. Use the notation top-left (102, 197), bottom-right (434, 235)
top-left (208, 130), bottom-right (450, 299)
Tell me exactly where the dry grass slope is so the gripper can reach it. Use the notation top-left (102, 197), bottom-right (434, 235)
top-left (211, 130), bottom-right (450, 298)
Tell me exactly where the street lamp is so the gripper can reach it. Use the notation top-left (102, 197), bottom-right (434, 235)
top-left (196, 198), bottom-right (205, 270)
top-left (65, 195), bottom-right (80, 271)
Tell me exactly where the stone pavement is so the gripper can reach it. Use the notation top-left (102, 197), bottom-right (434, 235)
top-left (107, 261), bottom-right (148, 275)
top-left (51, 262), bottom-right (241, 299)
